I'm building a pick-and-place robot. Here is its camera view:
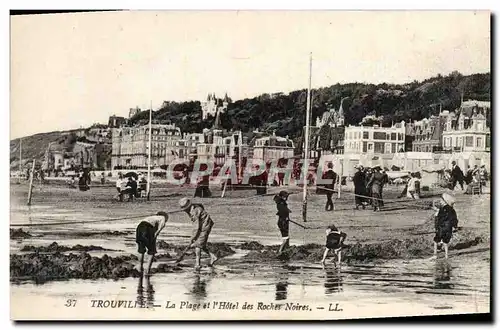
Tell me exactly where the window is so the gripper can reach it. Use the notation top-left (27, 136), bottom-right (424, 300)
top-left (374, 142), bottom-right (384, 153)
top-left (398, 133), bottom-right (403, 140)
top-left (391, 143), bottom-right (396, 153)
top-left (368, 144), bottom-right (373, 151)
top-left (476, 137), bottom-right (482, 148)
top-left (465, 136), bottom-right (473, 147)
top-left (373, 132), bottom-right (386, 140)
top-left (363, 142), bottom-right (368, 152)
top-left (363, 131), bottom-right (369, 139)
top-left (391, 133), bottom-right (396, 140)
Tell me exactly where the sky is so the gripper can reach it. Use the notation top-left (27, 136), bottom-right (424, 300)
top-left (10, 10), bottom-right (490, 139)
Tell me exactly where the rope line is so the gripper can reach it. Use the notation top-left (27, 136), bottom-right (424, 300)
top-left (10, 211), bottom-right (184, 228)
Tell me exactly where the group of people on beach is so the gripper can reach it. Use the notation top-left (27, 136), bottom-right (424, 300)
top-left (352, 164), bottom-right (389, 212)
top-left (115, 172), bottom-right (148, 202)
top-left (132, 159), bottom-right (462, 277)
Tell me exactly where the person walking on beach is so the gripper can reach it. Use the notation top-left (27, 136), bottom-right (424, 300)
top-left (353, 165), bottom-right (366, 209)
top-left (178, 198), bottom-right (218, 270)
top-left (367, 166), bottom-right (384, 212)
top-left (450, 161), bottom-right (464, 191)
top-left (136, 212), bottom-right (168, 275)
top-left (431, 193), bottom-right (459, 260)
top-left (323, 162), bottom-right (336, 211)
top-left (273, 190), bottom-right (291, 255)
top-left (321, 224), bottom-right (347, 266)
top-left (116, 173), bottom-right (124, 202)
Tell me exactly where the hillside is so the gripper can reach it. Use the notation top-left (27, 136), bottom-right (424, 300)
top-left (10, 130), bottom-right (111, 170)
top-left (11, 71), bottom-right (490, 169)
top-left (131, 71), bottom-right (490, 139)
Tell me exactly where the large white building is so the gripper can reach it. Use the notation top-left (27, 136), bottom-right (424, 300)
top-left (201, 93), bottom-right (230, 120)
top-left (343, 121), bottom-right (406, 154)
top-left (196, 129), bottom-right (248, 166)
top-left (111, 123), bottom-right (182, 169)
top-left (252, 132), bottom-right (295, 163)
top-left (442, 109), bottom-right (490, 152)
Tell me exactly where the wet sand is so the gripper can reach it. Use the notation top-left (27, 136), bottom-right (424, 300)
top-left (9, 183), bottom-right (490, 320)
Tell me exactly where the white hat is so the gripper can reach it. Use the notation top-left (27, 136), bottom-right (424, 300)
top-left (441, 193), bottom-right (456, 206)
top-left (179, 197), bottom-right (192, 210)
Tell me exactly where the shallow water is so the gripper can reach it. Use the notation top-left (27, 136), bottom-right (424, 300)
top-left (11, 254), bottom-right (489, 320)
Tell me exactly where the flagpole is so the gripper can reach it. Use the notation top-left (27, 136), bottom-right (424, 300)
top-left (302, 53), bottom-right (312, 222)
top-left (146, 101), bottom-right (152, 201)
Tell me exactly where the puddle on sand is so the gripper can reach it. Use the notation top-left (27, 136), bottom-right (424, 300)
top-left (11, 253), bottom-right (489, 318)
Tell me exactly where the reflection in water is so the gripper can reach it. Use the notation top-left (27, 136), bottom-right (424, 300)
top-left (433, 259), bottom-right (454, 290)
top-left (275, 269), bottom-right (289, 301)
top-left (324, 267), bottom-right (343, 295)
top-left (187, 274), bottom-right (208, 302)
top-left (136, 276), bottom-right (155, 308)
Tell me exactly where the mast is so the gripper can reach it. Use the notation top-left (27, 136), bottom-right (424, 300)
top-left (302, 53), bottom-right (312, 222)
top-left (146, 101), bottom-right (152, 201)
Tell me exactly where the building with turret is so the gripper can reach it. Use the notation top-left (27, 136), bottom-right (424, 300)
top-left (129, 107), bottom-right (141, 119)
top-left (201, 93), bottom-right (230, 120)
top-left (315, 97), bottom-right (347, 128)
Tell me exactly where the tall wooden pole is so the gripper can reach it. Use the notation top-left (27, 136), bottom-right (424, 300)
top-left (27, 159), bottom-right (35, 206)
top-left (146, 102), bottom-right (152, 201)
top-left (302, 53), bottom-right (312, 222)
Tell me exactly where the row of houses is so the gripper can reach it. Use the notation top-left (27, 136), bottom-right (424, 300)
top-left (409, 100), bottom-right (490, 153)
top-left (110, 110), bottom-right (296, 170)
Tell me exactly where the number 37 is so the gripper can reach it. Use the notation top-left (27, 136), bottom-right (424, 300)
top-left (65, 299), bottom-right (77, 307)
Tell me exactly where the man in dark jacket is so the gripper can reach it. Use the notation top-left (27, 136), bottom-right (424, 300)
top-left (274, 190), bottom-right (291, 254)
top-left (353, 165), bottom-right (366, 209)
top-left (323, 163), bottom-right (337, 211)
top-left (450, 161), bottom-right (464, 191)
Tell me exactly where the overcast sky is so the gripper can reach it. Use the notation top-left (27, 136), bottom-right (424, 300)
top-left (10, 10), bottom-right (490, 139)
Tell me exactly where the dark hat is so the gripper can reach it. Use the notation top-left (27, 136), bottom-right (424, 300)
top-left (452, 161), bottom-right (456, 165)
top-left (327, 162), bottom-right (333, 169)
top-left (279, 190), bottom-right (289, 198)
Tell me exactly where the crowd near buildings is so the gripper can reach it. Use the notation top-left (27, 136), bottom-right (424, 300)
top-left (39, 95), bottom-right (490, 178)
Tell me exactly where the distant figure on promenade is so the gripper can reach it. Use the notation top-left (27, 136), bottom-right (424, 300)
top-left (100, 172), bottom-right (106, 185)
top-left (194, 169), bottom-right (212, 198)
top-left (273, 190), bottom-right (291, 255)
top-left (366, 166), bottom-right (385, 212)
top-left (136, 212), bottom-right (168, 275)
top-left (364, 167), bottom-right (373, 207)
top-left (407, 172), bottom-right (421, 199)
top-left (450, 161), bottom-right (464, 191)
top-left (122, 177), bottom-right (138, 201)
top-left (321, 224), bottom-right (347, 267)
top-left (353, 165), bottom-right (366, 209)
top-left (323, 163), bottom-right (337, 211)
top-left (78, 173), bottom-right (90, 191)
top-left (178, 198), bottom-right (218, 271)
top-left (479, 165), bottom-right (488, 187)
top-left (116, 173), bottom-right (124, 202)
top-left (430, 193), bottom-right (459, 260)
